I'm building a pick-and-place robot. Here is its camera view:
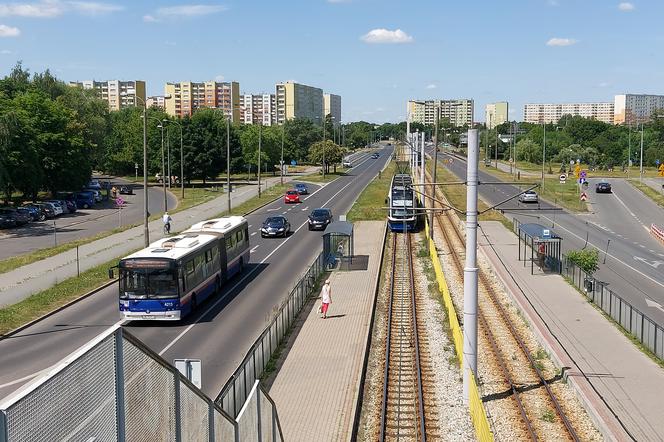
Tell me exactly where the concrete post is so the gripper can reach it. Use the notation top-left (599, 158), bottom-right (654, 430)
top-left (463, 129), bottom-right (479, 403)
top-left (420, 131), bottom-right (425, 186)
top-left (406, 101), bottom-right (411, 145)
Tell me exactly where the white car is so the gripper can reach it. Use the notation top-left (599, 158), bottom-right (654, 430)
top-left (342, 159), bottom-right (352, 168)
top-left (518, 190), bottom-right (539, 203)
top-left (43, 201), bottom-right (64, 216)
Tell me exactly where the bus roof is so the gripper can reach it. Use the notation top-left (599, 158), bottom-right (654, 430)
top-left (122, 233), bottom-right (219, 261)
top-left (184, 216), bottom-right (247, 236)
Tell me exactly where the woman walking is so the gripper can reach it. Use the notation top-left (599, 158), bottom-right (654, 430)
top-left (320, 279), bottom-right (332, 319)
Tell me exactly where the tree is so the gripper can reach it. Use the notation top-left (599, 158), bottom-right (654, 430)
top-left (308, 140), bottom-right (345, 174)
top-left (567, 249), bottom-right (599, 275)
top-left (516, 138), bottom-right (541, 163)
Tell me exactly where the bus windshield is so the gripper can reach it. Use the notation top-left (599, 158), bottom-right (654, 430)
top-left (119, 268), bottom-right (178, 300)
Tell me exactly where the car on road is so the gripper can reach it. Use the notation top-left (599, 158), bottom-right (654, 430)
top-left (342, 158), bottom-right (352, 168)
top-left (0, 208), bottom-right (31, 226)
top-left (294, 183), bottom-right (308, 195)
top-left (261, 216), bottom-right (291, 238)
top-left (518, 190), bottom-right (539, 203)
top-left (371, 153), bottom-right (379, 159)
top-left (308, 208), bottom-right (333, 231)
top-left (595, 180), bottom-right (612, 193)
top-left (75, 191), bottom-right (96, 209)
top-left (284, 190), bottom-right (301, 204)
top-left (119, 185), bottom-right (134, 195)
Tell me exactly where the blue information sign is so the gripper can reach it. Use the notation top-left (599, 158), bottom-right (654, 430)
top-left (291, 160), bottom-right (297, 166)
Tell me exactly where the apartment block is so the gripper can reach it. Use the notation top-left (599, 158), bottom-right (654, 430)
top-left (275, 81), bottom-right (324, 125)
top-left (324, 93), bottom-right (342, 124)
top-left (614, 94), bottom-right (664, 125)
top-left (164, 81), bottom-right (240, 122)
top-left (147, 96), bottom-right (166, 109)
top-left (524, 102), bottom-right (614, 124)
top-left (408, 99), bottom-right (474, 127)
top-left (241, 94), bottom-right (276, 126)
top-left (69, 80), bottom-right (146, 111)
top-left (485, 102), bottom-right (509, 129)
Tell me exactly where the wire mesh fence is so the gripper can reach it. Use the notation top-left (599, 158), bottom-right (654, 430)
top-left (0, 325), bottom-right (284, 441)
top-left (216, 251), bottom-right (325, 418)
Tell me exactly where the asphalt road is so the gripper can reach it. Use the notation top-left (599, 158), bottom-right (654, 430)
top-left (0, 146), bottom-right (391, 400)
top-left (434, 150), bottom-right (664, 327)
top-left (0, 182), bottom-right (178, 260)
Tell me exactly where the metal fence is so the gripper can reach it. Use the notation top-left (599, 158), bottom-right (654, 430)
top-left (563, 256), bottom-right (664, 360)
top-left (0, 325), bottom-right (283, 442)
top-left (217, 251), bottom-right (326, 418)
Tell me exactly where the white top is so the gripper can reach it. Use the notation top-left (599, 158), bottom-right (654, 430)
top-left (123, 233), bottom-right (218, 261)
top-left (321, 283), bottom-right (331, 304)
top-left (163, 214), bottom-right (171, 223)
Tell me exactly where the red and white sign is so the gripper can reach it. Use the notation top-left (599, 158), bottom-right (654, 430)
top-left (580, 192), bottom-right (587, 201)
top-left (116, 197), bottom-right (125, 207)
top-left (651, 224), bottom-right (664, 245)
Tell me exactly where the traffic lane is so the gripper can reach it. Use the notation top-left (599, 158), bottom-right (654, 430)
top-left (0, 185), bottom-right (177, 261)
top-left (155, 148), bottom-right (392, 395)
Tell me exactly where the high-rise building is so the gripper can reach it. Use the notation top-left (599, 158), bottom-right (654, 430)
top-left (523, 102), bottom-right (614, 124)
top-left (408, 99), bottom-right (474, 127)
top-left (69, 80), bottom-right (146, 111)
top-left (146, 96), bottom-right (166, 109)
top-left (241, 94), bottom-right (276, 126)
top-left (614, 94), bottom-right (664, 125)
top-left (275, 81), bottom-right (324, 125)
top-left (164, 81), bottom-right (240, 121)
top-left (485, 102), bottom-right (509, 129)
top-left (324, 93), bottom-right (342, 125)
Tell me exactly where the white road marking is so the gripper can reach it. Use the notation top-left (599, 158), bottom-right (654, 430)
top-left (267, 208), bottom-right (279, 212)
top-left (301, 206), bottom-right (309, 212)
top-left (634, 256), bottom-right (664, 269)
top-left (158, 173), bottom-right (362, 356)
top-left (250, 232), bottom-right (257, 236)
top-left (282, 211), bottom-right (288, 214)
top-left (248, 225), bottom-right (252, 228)
top-left (612, 191), bottom-right (645, 227)
top-left (250, 245), bottom-right (260, 253)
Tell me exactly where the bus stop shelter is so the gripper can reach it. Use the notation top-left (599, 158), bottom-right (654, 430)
top-left (517, 222), bottom-right (562, 275)
top-left (322, 221), bottom-right (354, 270)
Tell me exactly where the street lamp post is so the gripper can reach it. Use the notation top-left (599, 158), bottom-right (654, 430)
top-left (164, 119), bottom-right (184, 199)
top-left (322, 115), bottom-right (327, 179)
top-left (157, 122), bottom-right (167, 212)
top-left (542, 122), bottom-right (547, 192)
top-left (227, 116), bottom-right (231, 211)
top-left (430, 105), bottom-right (439, 241)
top-left (280, 123), bottom-right (285, 186)
top-left (166, 126), bottom-right (171, 188)
top-left (258, 121), bottom-right (262, 198)
top-left (639, 122), bottom-right (644, 183)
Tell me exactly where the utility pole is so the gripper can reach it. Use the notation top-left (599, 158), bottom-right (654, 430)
top-left (280, 123), bottom-right (285, 186)
top-left (639, 122), bottom-right (644, 183)
top-left (430, 106), bottom-right (439, 241)
top-left (258, 122), bottom-right (262, 197)
top-left (142, 100), bottom-right (149, 247)
top-left (542, 123), bottom-right (547, 192)
top-left (463, 128), bottom-right (479, 403)
top-left (627, 122), bottom-right (631, 179)
top-left (227, 116), bottom-right (231, 212)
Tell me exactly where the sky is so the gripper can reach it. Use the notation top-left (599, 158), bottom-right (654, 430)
top-left (1, 0), bottom-right (663, 123)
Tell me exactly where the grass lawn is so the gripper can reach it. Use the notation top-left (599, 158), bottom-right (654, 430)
top-left (347, 163), bottom-right (395, 221)
top-left (628, 179), bottom-right (664, 209)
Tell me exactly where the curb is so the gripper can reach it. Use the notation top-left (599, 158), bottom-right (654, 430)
top-left (0, 278), bottom-right (118, 341)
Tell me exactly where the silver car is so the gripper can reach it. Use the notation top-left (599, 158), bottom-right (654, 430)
top-left (43, 201), bottom-right (64, 216)
top-left (518, 190), bottom-right (539, 203)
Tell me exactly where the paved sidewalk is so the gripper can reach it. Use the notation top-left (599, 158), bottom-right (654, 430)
top-left (0, 172), bottom-right (314, 308)
top-left (643, 177), bottom-right (664, 195)
top-left (269, 221), bottom-right (385, 442)
top-left (478, 221), bottom-right (664, 442)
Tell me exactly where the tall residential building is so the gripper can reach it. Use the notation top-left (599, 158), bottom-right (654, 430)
top-left (241, 94), bottom-right (276, 126)
top-left (164, 81), bottom-right (240, 121)
top-left (408, 99), bottom-right (474, 127)
top-left (324, 93), bottom-right (342, 124)
top-left (69, 80), bottom-right (146, 111)
top-left (146, 96), bottom-right (166, 109)
top-left (275, 81), bottom-right (324, 125)
top-left (523, 102), bottom-right (614, 124)
top-left (614, 94), bottom-right (664, 125)
top-left (485, 102), bottom-right (509, 129)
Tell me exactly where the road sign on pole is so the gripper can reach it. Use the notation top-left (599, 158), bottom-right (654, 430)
top-left (659, 164), bottom-right (664, 176)
top-left (580, 192), bottom-right (587, 201)
top-left (559, 174), bottom-right (566, 184)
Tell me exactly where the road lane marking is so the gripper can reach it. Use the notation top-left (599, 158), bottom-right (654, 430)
top-left (267, 208), bottom-right (279, 212)
top-left (250, 232), bottom-right (257, 236)
top-left (250, 245), bottom-right (260, 253)
top-left (301, 206), bottom-right (309, 212)
top-left (282, 211), bottom-right (287, 214)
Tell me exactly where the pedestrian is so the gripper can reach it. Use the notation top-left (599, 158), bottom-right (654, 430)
top-left (320, 279), bottom-right (332, 319)
top-left (537, 242), bottom-right (546, 269)
top-left (162, 211), bottom-right (172, 234)
top-left (111, 186), bottom-right (117, 199)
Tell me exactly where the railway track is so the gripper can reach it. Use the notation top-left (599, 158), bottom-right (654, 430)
top-left (431, 195), bottom-right (580, 441)
top-left (379, 232), bottom-right (435, 441)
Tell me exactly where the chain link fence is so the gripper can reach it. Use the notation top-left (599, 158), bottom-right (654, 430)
top-left (0, 325), bottom-right (283, 441)
top-left (562, 256), bottom-right (664, 360)
top-left (217, 251), bottom-right (325, 418)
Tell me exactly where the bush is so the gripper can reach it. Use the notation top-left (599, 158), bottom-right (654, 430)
top-left (567, 249), bottom-right (599, 274)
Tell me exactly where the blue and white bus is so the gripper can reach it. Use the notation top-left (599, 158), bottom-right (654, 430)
top-left (113, 216), bottom-right (250, 320)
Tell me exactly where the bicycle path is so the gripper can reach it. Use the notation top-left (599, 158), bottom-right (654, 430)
top-left (0, 171), bottom-right (316, 308)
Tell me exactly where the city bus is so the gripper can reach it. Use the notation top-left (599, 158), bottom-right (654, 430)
top-left (112, 216), bottom-right (250, 320)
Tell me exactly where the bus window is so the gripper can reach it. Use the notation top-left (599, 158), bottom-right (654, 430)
top-left (186, 260), bottom-right (194, 274)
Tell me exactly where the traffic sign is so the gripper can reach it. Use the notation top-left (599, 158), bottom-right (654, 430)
top-left (579, 177), bottom-right (586, 184)
top-left (657, 159), bottom-right (661, 166)
top-left (291, 160), bottom-right (297, 166)
top-left (580, 192), bottom-right (587, 202)
top-left (542, 229), bottom-right (551, 239)
top-left (583, 181), bottom-right (589, 189)
top-left (659, 164), bottom-right (664, 177)
top-left (115, 197), bottom-right (125, 207)
top-left (580, 170), bottom-right (587, 179)
top-left (559, 174), bottom-right (567, 184)
top-left (574, 164), bottom-right (581, 178)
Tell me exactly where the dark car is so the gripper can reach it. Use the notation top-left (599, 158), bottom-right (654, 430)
top-left (16, 207), bottom-right (37, 223)
top-left (261, 216), bottom-right (291, 238)
top-left (0, 208), bottom-right (30, 226)
top-left (21, 204), bottom-right (45, 221)
top-left (119, 185), bottom-right (134, 195)
top-left (56, 193), bottom-right (78, 213)
top-left (595, 181), bottom-right (612, 193)
top-left (75, 191), bottom-right (96, 209)
top-left (33, 202), bottom-right (56, 219)
top-left (308, 208), bottom-right (333, 231)
top-left (371, 153), bottom-right (379, 159)
top-left (0, 212), bottom-right (16, 229)
top-left (294, 183), bottom-right (308, 195)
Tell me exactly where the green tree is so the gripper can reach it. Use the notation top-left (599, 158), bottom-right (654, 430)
top-left (308, 140), bottom-right (345, 174)
top-left (516, 138), bottom-right (541, 163)
top-left (567, 249), bottom-right (599, 275)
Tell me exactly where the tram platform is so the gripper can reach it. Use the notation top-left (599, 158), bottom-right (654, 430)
top-left (268, 221), bottom-right (385, 442)
top-left (478, 220), bottom-right (664, 442)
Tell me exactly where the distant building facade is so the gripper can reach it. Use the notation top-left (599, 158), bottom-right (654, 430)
top-left (408, 99), bottom-right (474, 127)
top-left (485, 102), bottom-right (509, 129)
top-left (164, 81), bottom-right (240, 121)
top-left (275, 81), bottom-right (324, 125)
top-left (241, 94), bottom-right (276, 126)
top-left (523, 102), bottom-right (614, 124)
top-left (146, 96), bottom-right (166, 109)
top-left (614, 94), bottom-right (664, 125)
top-left (324, 93), bottom-right (342, 124)
top-left (69, 80), bottom-right (146, 111)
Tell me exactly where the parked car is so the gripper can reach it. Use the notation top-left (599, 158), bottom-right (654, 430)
top-left (33, 202), bottom-right (56, 219)
top-left (308, 208), bottom-right (333, 231)
top-left (595, 180), bottom-right (612, 193)
top-left (75, 191), bottom-right (96, 209)
top-left (518, 190), bottom-right (539, 203)
top-left (0, 212), bottom-right (15, 229)
top-left (46, 200), bottom-right (67, 216)
top-left (83, 188), bottom-right (102, 202)
top-left (0, 208), bottom-right (30, 226)
top-left (294, 183), bottom-right (308, 195)
top-left (284, 190), bottom-right (301, 204)
top-left (43, 201), bottom-right (64, 216)
top-left (16, 207), bottom-right (37, 223)
top-left (56, 193), bottom-right (78, 213)
top-left (260, 216), bottom-right (291, 238)
top-left (86, 179), bottom-right (102, 190)
top-left (119, 185), bottom-right (134, 195)
top-left (21, 204), bottom-right (46, 221)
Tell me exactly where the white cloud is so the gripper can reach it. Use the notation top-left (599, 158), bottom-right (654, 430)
top-left (0, 1), bottom-right (123, 18)
top-left (361, 28), bottom-right (413, 44)
top-left (546, 37), bottom-right (577, 47)
top-left (1, 48), bottom-right (12, 53)
top-left (144, 4), bottom-right (227, 22)
top-left (547, 0), bottom-right (559, 6)
top-left (426, 84), bottom-right (437, 89)
top-left (0, 24), bottom-right (20, 36)
top-left (214, 74), bottom-right (225, 81)
top-left (618, 2), bottom-right (635, 11)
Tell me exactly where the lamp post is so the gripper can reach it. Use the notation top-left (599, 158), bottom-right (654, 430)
top-left (322, 115), bottom-right (327, 179)
top-left (627, 122), bottom-right (631, 178)
top-left (280, 123), bottom-right (285, 186)
top-left (257, 121), bottom-right (262, 197)
top-left (156, 122), bottom-right (167, 212)
top-left (542, 122), bottom-right (547, 192)
top-left (164, 119), bottom-right (184, 199)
